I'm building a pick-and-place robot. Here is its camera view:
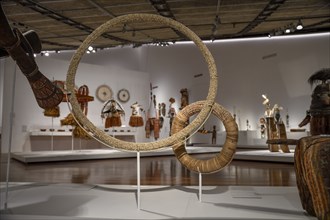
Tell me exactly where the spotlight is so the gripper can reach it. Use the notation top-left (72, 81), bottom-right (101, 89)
top-left (296, 20), bottom-right (303, 30)
top-left (44, 52), bottom-right (49, 56)
top-left (88, 46), bottom-right (93, 51)
top-left (285, 28), bottom-right (291, 34)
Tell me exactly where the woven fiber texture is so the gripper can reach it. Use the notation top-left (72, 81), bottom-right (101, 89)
top-left (66, 13), bottom-right (218, 151)
top-left (171, 101), bottom-right (238, 174)
top-left (294, 136), bottom-right (330, 219)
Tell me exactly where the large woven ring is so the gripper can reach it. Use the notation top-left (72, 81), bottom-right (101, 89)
top-left (171, 101), bottom-right (238, 173)
top-left (66, 13), bottom-right (218, 151)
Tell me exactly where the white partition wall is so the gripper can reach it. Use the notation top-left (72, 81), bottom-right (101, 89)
top-left (1, 33), bottom-right (329, 153)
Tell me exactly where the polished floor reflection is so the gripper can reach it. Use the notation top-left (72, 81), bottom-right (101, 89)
top-left (0, 153), bottom-right (296, 186)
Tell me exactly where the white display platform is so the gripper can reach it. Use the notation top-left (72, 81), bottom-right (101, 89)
top-left (30, 130), bottom-right (136, 141)
top-left (29, 128), bottom-right (137, 151)
top-left (11, 146), bottom-right (294, 163)
top-left (191, 130), bottom-right (307, 149)
top-left (0, 183), bottom-right (316, 220)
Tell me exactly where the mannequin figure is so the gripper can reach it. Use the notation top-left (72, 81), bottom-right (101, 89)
top-left (101, 99), bottom-right (125, 128)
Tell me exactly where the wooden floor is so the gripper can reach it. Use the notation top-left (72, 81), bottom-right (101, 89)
top-left (0, 153), bottom-right (297, 186)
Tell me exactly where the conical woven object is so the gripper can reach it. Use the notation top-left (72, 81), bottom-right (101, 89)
top-left (0, 5), bottom-right (63, 109)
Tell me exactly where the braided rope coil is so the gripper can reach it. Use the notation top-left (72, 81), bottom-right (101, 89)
top-left (66, 13), bottom-right (218, 151)
top-left (171, 101), bottom-right (238, 173)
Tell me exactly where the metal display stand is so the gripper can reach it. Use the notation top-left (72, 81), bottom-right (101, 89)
top-left (51, 117), bottom-right (54, 151)
top-left (79, 138), bottom-right (82, 151)
top-left (4, 65), bottom-right (17, 210)
top-left (137, 151), bottom-right (141, 209)
top-left (199, 172), bottom-right (202, 202)
top-left (71, 130), bottom-right (74, 151)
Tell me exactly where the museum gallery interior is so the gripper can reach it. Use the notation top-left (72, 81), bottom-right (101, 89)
top-left (0, 0), bottom-right (329, 219)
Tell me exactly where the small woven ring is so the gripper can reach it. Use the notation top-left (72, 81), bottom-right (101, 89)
top-left (66, 13), bottom-right (218, 151)
top-left (171, 101), bottom-right (238, 173)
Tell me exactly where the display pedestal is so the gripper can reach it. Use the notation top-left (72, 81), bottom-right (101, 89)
top-left (29, 127), bottom-right (137, 151)
top-left (137, 151), bottom-right (140, 210)
top-left (199, 172), bottom-right (202, 202)
top-left (0, 183), bottom-right (316, 220)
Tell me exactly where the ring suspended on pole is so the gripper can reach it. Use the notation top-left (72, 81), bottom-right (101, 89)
top-left (171, 101), bottom-right (238, 173)
top-left (66, 13), bottom-right (218, 151)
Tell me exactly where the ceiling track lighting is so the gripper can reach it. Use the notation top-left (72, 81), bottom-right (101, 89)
top-left (211, 0), bottom-right (222, 41)
top-left (151, 41), bottom-right (172, 47)
top-left (296, 20), bottom-right (303, 30)
top-left (212, 15), bottom-right (221, 35)
top-left (86, 45), bottom-right (97, 54)
top-left (268, 20), bottom-right (304, 38)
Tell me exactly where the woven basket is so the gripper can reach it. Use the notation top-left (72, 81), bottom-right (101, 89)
top-left (294, 136), bottom-right (330, 219)
top-left (105, 116), bottom-right (122, 128)
top-left (129, 116), bottom-right (144, 127)
top-left (43, 106), bottom-right (60, 117)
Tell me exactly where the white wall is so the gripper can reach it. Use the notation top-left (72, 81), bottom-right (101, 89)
top-left (1, 32), bottom-right (329, 152)
top-left (146, 33), bottom-right (330, 139)
top-left (50, 46), bottom-right (148, 72)
top-left (1, 55), bottom-right (150, 152)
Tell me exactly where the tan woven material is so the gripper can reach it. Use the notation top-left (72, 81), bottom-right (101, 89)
top-left (60, 113), bottom-right (77, 126)
top-left (105, 116), bottom-right (122, 128)
top-left (294, 136), bottom-right (330, 219)
top-left (277, 123), bottom-right (290, 153)
top-left (66, 13), bottom-right (218, 151)
top-left (43, 106), bottom-right (60, 117)
top-left (29, 73), bottom-right (64, 109)
top-left (265, 117), bottom-right (279, 152)
top-left (72, 126), bottom-right (90, 139)
top-left (129, 116), bottom-right (144, 127)
top-left (171, 101), bottom-right (238, 174)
